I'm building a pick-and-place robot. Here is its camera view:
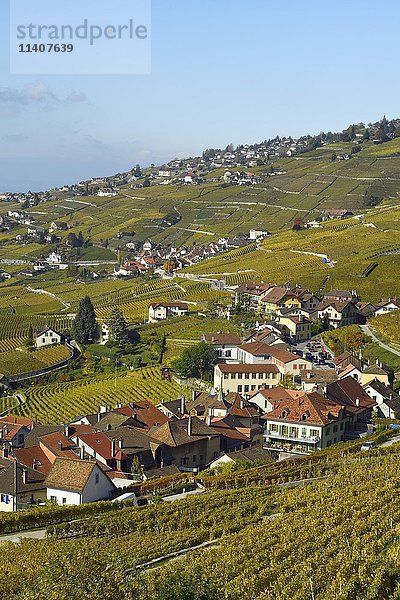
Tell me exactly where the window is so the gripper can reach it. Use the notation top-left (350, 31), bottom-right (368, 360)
top-left (50, 495), bottom-right (57, 502)
top-left (193, 455), bottom-right (196, 462)
top-left (340, 423), bottom-right (344, 431)
top-left (333, 425), bottom-right (338, 433)
top-left (238, 385), bottom-right (243, 392)
top-left (0, 494), bottom-right (5, 503)
top-left (245, 373), bottom-right (250, 379)
top-left (199, 455), bottom-right (204, 461)
top-left (310, 429), bottom-right (319, 437)
top-left (225, 350), bottom-right (231, 357)
top-left (252, 373), bottom-right (257, 379)
top-left (270, 424), bottom-right (278, 432)
top-left (95, 473), bottom-right (99, 484)
top-left (251, 385), bottom-right (256, 391)
top-left (325, 427), bottom-right (330, 435)
top-left (18, 433), bottom-right (24, 445)
top-left (244, 385), bottom-right (249, 392)
top-left (62, 498), bottom-right (67, 505)
top-left (230, 373), bottom-right (236, 379)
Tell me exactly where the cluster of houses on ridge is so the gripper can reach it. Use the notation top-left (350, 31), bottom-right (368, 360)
top-left (233, 283), bottom-right (400, 329)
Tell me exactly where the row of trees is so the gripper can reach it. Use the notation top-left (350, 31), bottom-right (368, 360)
top-left (72, 296), bottom-right (128, 346)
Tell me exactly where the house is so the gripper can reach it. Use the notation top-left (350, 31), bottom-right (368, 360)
top-left (208, 414), bottom-right (254, 452)
top-left (363, 379), bottom-right (400, 419)
top-left (46, 252), bottom-right (66, 265)
top-left (321, 209), bottom-right (354, 220)
top-left (263, 392), bottom-right (350, 456)
top-left (237, 342), bottom-right (312, 375)
top-left (45, 458), bottom-right (116, 505)
top-left (324, 290), bottom-right (359, 303)
top-left (325, 376), bottom-right (376, 426)
top-left (316, 299), bottom-right (359, 328)
top-left (374, 299), bottom-right (400, 316)
top-left (214, 363), bottom-right (281, 394)
top-left (234, 282), bottom-right (273, 311)
top-left (208, 446), bottom-right (273, 471)
top-left (35, 326), bottom-right (62, 348)
top-left (97, 188), bottom-right (117, 197)
top-left (149, 416), bottom-right (221, 471)
top-left (248, 387), bottom-right (304, 413)
top-left (334, 351), bottom-right (363, 371)
top-left (361, 362), bottom-right (393, 387)
top-left (356, 302), bottom-right (376, 318)
top-left (249, 229), bottom-right (270, 240)
top-left (202, 332), bottom-right (241, 361)
top-left (148, 302), bottom-right (188, 323)
top-left (157, 398), bottom-right (187, 420)
top-left (278, 315), bottom-right (313, 342)
top-left (99, 322), bottom-right (109, 344)
top-left (300, 369), bottom-right (338, 393)
top-left (0, 459), bottom-right (46, 511)
top-left (338, 363), bottom-right (363, 383)
top-left (0, 416), bottom-right (32, 448)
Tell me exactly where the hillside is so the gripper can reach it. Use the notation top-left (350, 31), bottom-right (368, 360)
top-left (1, 140), bottom-right (400, 257)
top-left (1, 432), bottom-right (400, 599)
top-left (180, 201), bottom-right (400, 302)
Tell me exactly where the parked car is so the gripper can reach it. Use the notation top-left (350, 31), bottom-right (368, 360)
top-left (361, 441), bottom-right (375, 451)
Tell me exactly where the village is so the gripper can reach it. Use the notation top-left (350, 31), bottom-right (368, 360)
top-left (0, 278), bottom-right (399, 511)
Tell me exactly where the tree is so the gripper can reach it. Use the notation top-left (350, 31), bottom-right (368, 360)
top-left (134, 164), bottom-right (142, 178)
top-left (292, 217), bottom-right (304, 231)
top-left (172, 342), bottom-right (217, 380)
top-left (143, 179), bottom-right (151, 188)
top-left (72, 296), bottom-right (99, 344)
top-left (25, 324), bottom-right (34, 351)
top-left (108, 308), bottom-right (128, 346)
top-left (131, 455), bottom-right (141, 476)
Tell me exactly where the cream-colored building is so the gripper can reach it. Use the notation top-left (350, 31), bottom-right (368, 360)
top-left (214, 363), bottom-right (281, 394)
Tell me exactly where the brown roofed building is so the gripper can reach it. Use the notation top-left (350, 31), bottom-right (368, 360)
top-left (149, 416), bottom-right (221, 471)
top-left (263, 392), bottom-right (350, 456)
top-left (0, 458), bottom-right (46, 511)
top-left (45, 458), bottom-right (116, 505)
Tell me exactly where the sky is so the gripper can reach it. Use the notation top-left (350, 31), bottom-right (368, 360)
top-left (1, 0), bottom-right (400, 192)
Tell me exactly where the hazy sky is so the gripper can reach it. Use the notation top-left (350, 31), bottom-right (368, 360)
top-left (1, 0), bottom-right (400, 191)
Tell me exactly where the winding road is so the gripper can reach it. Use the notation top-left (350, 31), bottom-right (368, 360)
top-left (360, 324), bottom-right (400, 358)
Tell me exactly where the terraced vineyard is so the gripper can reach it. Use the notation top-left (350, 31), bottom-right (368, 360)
top-left (0, 315), bottom-right (73, 350)
top-left (181, 205), bottom-right (400, 302)
top-left (0, 345), bottom-right (72, 377)
top-left (15, 365), bottom-right (185, 423)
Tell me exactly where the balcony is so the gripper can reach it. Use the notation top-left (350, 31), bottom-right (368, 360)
top-left (264, 439), bottom-right (316, 455)
top-left (265, 431), bottom-right (320, 444)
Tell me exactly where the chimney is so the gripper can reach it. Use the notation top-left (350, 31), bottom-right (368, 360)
top-left (187, 416), bottom-right (193, 437)
top-left (111, 440), bottom-right (116, 456)
top-left (118, 439), bottom-right (123, 449)
top-left (58, 441), bottom-right (62, 451)
top-left (2, 446), bottom-right (8, 458)
top-left (206, 415), bottom-right (212, 427)
top-left (180, 396), bottom-right (185, 415)
top-left (192, 390), bottom-right (197, 402)
top-left (160, 459), bottom-right (164, 469)
top-left (0, 429), bottom-right (2, 440)
top-left (97, 413), bottom-right (102, 422)
top-left (307, 372), bottom-right (311, 380)
top-left (240, 399), bottom-right (244, 409)
top-left (355, 398), bottom-right (360, 407)
top-left (32, 459), bottom-right (37, 470)
top-left (64, 425), bottom-right (69, 438)
top-left (80, 445), bottom-right (85, 459)
top-left (22, 468), bottom-right (27, 485)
